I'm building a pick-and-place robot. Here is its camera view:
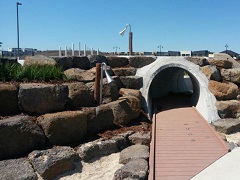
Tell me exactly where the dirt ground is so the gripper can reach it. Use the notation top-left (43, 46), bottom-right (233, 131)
top-left (55, 153), bottom-right (123, 180)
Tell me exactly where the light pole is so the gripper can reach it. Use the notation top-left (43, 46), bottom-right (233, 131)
top-left (17, 2), bottom-right (22, 60)
top-left (157, 45), bottom-right (163, 56)
top-left (225, 43), bottom-right (228, 55)
top-left (119, 24), bottom-right (133, 56)
top-left (113, 46), bottom-right (120, 55)
top-left (94, 62), bottom-right (114, 105)
top-left (0, 42), bottom-right (2, 57)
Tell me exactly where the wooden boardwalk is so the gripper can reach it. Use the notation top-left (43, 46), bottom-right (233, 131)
top-left (149, 107), bottom-right (229, 180)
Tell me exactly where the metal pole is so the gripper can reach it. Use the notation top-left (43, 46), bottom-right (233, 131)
top-left (113, 46), bottom-right (120, 54)
top-left (78, 42), bottom-right (81, 56)
top-left (91, 47), bottom-right (93, 55)
top-left (129, 32), bottom-right (133, 56)
top-left (17, 2), bottom-right (22, 60)
top-left (225, 44), bottom-right (228, 55)
top-left (158, 45), bottom-right (163, 56)
top-left (99, 63), bottom-right (104, 104)
top-left (94, 63), bottom-right (101, 105)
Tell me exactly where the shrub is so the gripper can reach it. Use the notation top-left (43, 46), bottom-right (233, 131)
top-left (0, 63), bottom-right (66, 82)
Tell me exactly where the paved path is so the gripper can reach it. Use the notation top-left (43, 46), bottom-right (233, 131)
top-left (149, 107), bottom-right (229, 180)
top-left (192, 147), bottom-right (240, 180)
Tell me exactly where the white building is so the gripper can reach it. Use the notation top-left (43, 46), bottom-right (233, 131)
top-left (180, 51), bottom-right (192, 57)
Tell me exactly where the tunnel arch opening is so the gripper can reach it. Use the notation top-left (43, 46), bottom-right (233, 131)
top-left (149, 67), bottom-right (200, 111)
top-left (136, 57), bottom-right (219, 123)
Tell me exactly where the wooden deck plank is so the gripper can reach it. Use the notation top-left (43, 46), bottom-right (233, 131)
top-left (148, 107), bottom-right (229, 180)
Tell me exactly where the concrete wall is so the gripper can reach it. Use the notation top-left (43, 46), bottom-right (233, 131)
top-left (136, 57), bottom-right (220, 123)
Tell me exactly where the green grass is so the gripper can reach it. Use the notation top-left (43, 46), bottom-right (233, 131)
top-left (0, 62), bottom-right (66, 82)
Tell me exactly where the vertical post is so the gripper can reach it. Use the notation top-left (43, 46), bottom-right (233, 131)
top-left (78, 42), bottom-right (81, 56)
top-left (91, 47), bottom-right (93, 55)
top-left (17, 2), bottom-right (22, 60)
top-left (94, 63), bottom-right (101, 105)
top-left (129, 32), bottom-right (133, 56)
top-left (84, 44), bottom-right (86, 56)
top-left (72, 43), bottom-right (74, 56)
top-left (59, 46), bottom-right (61, 57)
top-left (97, 48), bottom-right (99, 55)
top-left (65, 46), bottom-right (67, 57)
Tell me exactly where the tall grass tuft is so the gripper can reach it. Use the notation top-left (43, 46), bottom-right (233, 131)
top-left (0, 63), bottom-right (66, 82)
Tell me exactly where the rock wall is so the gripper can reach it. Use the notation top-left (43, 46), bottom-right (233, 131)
top-left (1, 55), bottom-right (239, 178)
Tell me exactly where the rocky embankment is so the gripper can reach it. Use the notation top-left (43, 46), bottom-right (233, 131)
top-left (0, 55), bottom-right (154, 179)
top-left (187, 57), bottom-right (240, 149)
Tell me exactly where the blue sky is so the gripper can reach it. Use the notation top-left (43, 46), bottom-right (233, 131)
top-left (0, 0), bottom-right (239, 53)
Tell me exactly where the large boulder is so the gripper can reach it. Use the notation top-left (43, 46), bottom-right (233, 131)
top-left (0, 115), bottom-right (45, 160)
top-left (72, 56), bottom-right (90, 70)
top-left (113, 159), bottom-right (148, 180)
top-left (108, 99), bottom-right (133, 126)
top-left (112, 76), bottom-right (124, 89)
top-left (18, 83), bottom-right (69, 114)
top-left (212, 118), bottom-right (240, 134)
top-left (65, 82), bottom-right (95, 108)
top-left (87, 104), bottom-right (114, 133)
top-left (0, 158), bottom-right (37, 180)
top-left (107, 57), bottom-right (129, 68)
top-left (77, 139), bottom-right (118, 161)
top-left (221, 68), bottom-right (240, 84)
top-left (208, 59), bottom-right (232, 69)
top-left (37, 111), bottom-right (88, 145)
top-left (112, 67), bottom-right (137, 76)
top-left (129, 57), bottom-right (155, 68)
top-left (119, 144), bottom-right (149, 164)
top-left (28, 146), bottom-right (78, 180)
top-left (88, 55), bottom-right (107, 68)
top-left (64, 68), bottom-right (95, 82)
top-left (102, 79), bottom-right (119, 104)
top-left (209, 80), bottom-right (238, 100)
top-left (0, 84), bottom-right (20, 115)
top-left (200, 65), bottom-right (221, 81)
top-left (120, 76), bottom-right (143, 89)
top-left (119, 88), bottom-right (142, 100)
top-left (186, 57), bottom-right (209, 66)
top-left (52, 57), bottom-right (73, 70)
top-left (216, 100), bottom-right (240, 118)
top-left (118, 96), bottom-right (141, 120)
top-left (24, 55), bottom-right (56, 66)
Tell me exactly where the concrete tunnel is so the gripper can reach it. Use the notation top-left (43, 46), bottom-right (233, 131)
top-left (136, 57), bottom-right (220, 123)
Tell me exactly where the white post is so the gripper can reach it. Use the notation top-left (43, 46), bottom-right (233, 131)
top-left (72, 43), bottom-right (74, 56)
top-left (91, 47), bottom-right (93, 55)
top-left (65, 46), bottom-right (67, 57)
top-left (78, 42), bottom-right (81, 56)
top-left (84, 44), bottom-right (86, 56)
top-left (97, 48), bottom-right (99, 55)
top-left (59, 46), bottom-right (61, 57)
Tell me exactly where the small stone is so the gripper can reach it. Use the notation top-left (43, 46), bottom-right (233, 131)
top-left (212, 118), bottom-right (240, 134)
top-left (113, 159), bottom-right (148, 180)
top-left (129, 131), bottom-right (151, 146)
top-left (119, 144), bottom-right (149, 164)
top-left (28, 146), bottom-right (78, 180)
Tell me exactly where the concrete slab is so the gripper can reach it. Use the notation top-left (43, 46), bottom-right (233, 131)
top-left (192, 147), bottom-right (240, 180)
